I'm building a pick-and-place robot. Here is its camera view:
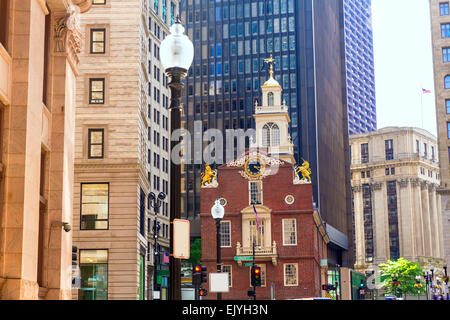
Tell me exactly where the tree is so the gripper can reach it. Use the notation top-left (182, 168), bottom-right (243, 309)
top-left (379, 258), bottom-right (426, 298)
top-left (188, 238), bottom-right (202, 266)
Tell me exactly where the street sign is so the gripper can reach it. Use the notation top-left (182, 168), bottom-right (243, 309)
top-left (234, 256), bottom-right (253, 261)
top-left (243, 262), bottom-right (254, 267)
top-left (209, 273), bottom-right (229, 293)
top-left (173, 219), bottom-right (190, 259)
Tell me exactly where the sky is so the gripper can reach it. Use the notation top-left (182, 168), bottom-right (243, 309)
top-left (371, 0), bottom-right (437, 136)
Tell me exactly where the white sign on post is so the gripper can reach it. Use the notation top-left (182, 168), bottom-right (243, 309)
top-left (209, 273), bottom-right (229, 293)
top-left (173, 219), bottom-right (190, 259)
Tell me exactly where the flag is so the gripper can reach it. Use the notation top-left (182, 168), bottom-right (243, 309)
top-left (252, 203), bottom-right (260, 230)
top-left (163, 252), bottom-right (169, 264)
top-left (422, 88), bottom-right (431, 94)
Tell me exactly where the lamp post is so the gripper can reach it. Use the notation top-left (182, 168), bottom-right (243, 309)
top-left (211, 199), bottom-right (225, 300)
top-left (160, 17), bottom-right (194, 301)
top-left (430, 266), bottom-right (435, 300)
top-left (444, 265), bottom-right (449, 300)
top-left (148, 192), bottom-right (166, 299)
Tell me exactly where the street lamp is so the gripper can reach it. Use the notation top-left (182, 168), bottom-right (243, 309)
top-left (148, 192), bottom-right (166, 299)
top-left (160, 17), bottom-right (194, 301)
top-left (211, 199), bottom-right (225, 300)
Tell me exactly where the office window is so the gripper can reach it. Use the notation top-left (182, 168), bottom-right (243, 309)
top-left (441, 2), bottom-right (450, 15)
top-left (361, 143), bottom-right (369, 163)
top-left (81, 183), bottom-right (109, 230)
top-left (444, 48), bottom-right (450, 62)
top-left (385, 139), bottom-right (394, 160)
top-left (220, 221), bottom-right (231, 247)
top-left (79, 250), bottom-right (108, 300)
top-left (282, 219), bottom-right (297, 246)
top-left (446, 75), bottom-right (450, 89)
top-left (284, 264), bottom-right (298, 286)
top-left (88, 129), bottom-right (104, 159)
top-left (90, 29), bottom-right (106, 54)
top-left (442, 23), bottom-right (450, 38)
top-left (89, 78), bottom-right (105, 104)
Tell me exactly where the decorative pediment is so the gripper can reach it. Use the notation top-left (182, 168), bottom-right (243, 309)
top-left (227, 151), bottom-right (286, 181)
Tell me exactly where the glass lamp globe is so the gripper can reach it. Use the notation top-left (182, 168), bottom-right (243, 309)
top-left (160, 21), bottom-right (194, 72)
top-left (211, 200), bottom-right (225, 220)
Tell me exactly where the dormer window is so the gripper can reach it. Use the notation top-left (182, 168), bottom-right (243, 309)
top-left (268, 92), bottom-right (274, 106)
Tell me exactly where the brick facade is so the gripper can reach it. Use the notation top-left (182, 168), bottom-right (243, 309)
top-left (200, 153), bottom-right (328, 300)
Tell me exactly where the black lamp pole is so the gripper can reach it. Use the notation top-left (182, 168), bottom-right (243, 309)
top-left (167, 67), bottom-right (187, 301)
top-left (216, 218), bottom-right (222, 300)
top-left (148, 192), bottom-right (166, 299)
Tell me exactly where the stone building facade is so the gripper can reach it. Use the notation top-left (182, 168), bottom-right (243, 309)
top-left (71, 0), bottom-right (177, 300)
top-left (200, 71), bottom-right (329, 300)
top-left (0, 0), bottom-right (92, 300)
top-left (429, 0), bottom-right (450, 269)
top-left (350, 127), bottom-right (446, 273)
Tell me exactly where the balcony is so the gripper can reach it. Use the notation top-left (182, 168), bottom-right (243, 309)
top-left (235, 241), bottom-right (278, 266)
top-left (0, 43), bottom-right (11, 106)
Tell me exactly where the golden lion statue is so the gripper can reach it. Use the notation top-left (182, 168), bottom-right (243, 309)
top-left (295, 159), bottom-right (312, 183)
top-left (201, 164), bottom-right (217, 187)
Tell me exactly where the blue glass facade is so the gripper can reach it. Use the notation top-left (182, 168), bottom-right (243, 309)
top-left (344, 0), bottom-right (377, 134)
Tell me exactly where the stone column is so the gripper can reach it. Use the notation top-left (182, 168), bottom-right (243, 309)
top-left (411, 178), bottom-right (425, 258)
top-left (421, 182), bottom-right (432, 258)
top-left (372, 182), bottom-right (388, 264)
top-left (398, 179), bottom-right (414, 260)
top-left (429, 185), bottom-right (440, 259)
top-left (0, 0), bottom-right (47, 300)
top-left (352, 185), bottom-right (365, 267)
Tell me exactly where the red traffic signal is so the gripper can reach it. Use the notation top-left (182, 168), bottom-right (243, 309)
top-left (194, 265), bottom-right (201, 273)
top-left (199, 288), bottom-right (208, 297)
top-left (251, 266), bottom-right (262, 287)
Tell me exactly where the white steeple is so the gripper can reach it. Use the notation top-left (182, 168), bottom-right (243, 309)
top-left (252, 55), bottom-right (295, 164)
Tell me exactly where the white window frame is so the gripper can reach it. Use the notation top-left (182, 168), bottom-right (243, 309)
top-left (282, 219), bottom-right (297, 246)
top-left (220, 220), bottom-right (232, 248)
top-left (249, 181), bottom-right (263, 205)
top-left (222, 265), bottom-right (232, 288)
top-left (284, 263), bottom-right (298, 287)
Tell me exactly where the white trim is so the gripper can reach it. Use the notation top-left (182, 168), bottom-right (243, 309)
top-left (282, 218), bottom-right (297, 246)
top-left (284, 263), bottom-right (298, 287)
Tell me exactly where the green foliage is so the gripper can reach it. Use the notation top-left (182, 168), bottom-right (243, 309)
top-left (188, 238), bottom-right (202, 266)
top-left (378, 258), bottom-right (426, 297)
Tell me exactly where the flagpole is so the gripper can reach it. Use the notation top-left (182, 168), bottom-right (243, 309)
top-left (421, 85), bottom-right (424, 129)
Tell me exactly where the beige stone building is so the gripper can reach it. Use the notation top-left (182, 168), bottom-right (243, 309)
top-left (72, 0), bottom-right (177, 300)
top-left (0, 0), bottom-right (92, 299)
top-left (350, 127), bottom-right (446, 273)
top-left (429, 0), bottom-right (450, 269)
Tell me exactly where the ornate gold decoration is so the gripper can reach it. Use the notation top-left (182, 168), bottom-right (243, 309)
top-left (201, 164), bottom-right (217, 188)
top-left (294, 159), bottom-right (312, 184)
top-left (244, 156), bottom-right (266, 179)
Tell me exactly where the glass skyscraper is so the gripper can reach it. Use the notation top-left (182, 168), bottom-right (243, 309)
top-left (181, 0), bottom-right (354, 267)
top-left (343, 0), bottom-right (377, 134)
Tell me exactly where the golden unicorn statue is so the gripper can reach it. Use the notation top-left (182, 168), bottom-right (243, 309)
top-left (201, 164), bottom-right (217, 187)
top-left (295, 159), bottom-right (312, 183)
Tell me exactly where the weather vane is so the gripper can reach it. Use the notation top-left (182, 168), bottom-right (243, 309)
top-left (264, 54), bottom-right (276, 78)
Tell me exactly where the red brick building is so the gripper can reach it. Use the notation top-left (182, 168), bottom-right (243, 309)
top-left (199, 68), bottom-right (330, 300)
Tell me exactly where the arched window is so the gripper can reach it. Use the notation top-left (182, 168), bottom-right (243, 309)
top-left (262, 123), bottom-right (280, 147)
top-left (268, 92), bottom-right (274, 106)
top-left (445, 75), bottom-right (450, 89)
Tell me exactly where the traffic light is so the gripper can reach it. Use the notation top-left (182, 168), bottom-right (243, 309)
top-left (201, 266), bottom-right (207, 283)
top-left (247, 290), bottom-right (256, 298)
top-left (251, 266), bottom-right (262, 287)
top-left (193, 264), bottom-right (201, 286)
top-left (199, 288), bottom-right (208, 297)
top-left (321, 284), bottom-right (336, 291)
